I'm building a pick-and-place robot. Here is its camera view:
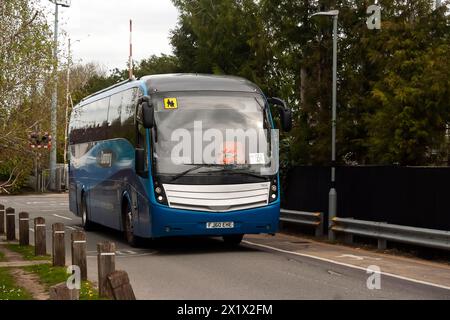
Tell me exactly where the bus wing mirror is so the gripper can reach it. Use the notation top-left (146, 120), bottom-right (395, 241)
top-left (139, 96), bottom-right (154, 129)
top-left (267, 97), bottom-right (293, 132)
top-left (143, 101), bottom-right (154, 129)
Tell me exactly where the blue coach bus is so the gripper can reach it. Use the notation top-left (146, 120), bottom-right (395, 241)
top-left (68, 74), bottom-right (292, 246)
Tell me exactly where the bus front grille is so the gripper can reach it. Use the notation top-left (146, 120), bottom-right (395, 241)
top-left (162, 182), bottom-right (271, 212)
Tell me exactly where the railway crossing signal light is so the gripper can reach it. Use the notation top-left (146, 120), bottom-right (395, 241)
top-left (29, 132), bottom-right (39, 149)
top-left (29, 132), bottom-right (52, 150)
top-left (42, 132), bottom-right (52, 150)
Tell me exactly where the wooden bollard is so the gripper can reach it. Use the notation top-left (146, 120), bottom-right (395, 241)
top-left (6, 207), bottom-right (16, 241)
top-left (71, 231), bottom-right (87, 281)
top-left (107, 270), bottom-right (136, 300)
top-left (97, 241), bottom-right (116, 298)
top-left (34, 217), bottom-right (46, 256)
top-left (19, 212), bottom-right (30, 246)
top-left (0, 204), bottom-right (5, 235)
top-left (49, 282), bottom-right (79, 300)
top-left (52, 223), bottom-right (65, 267)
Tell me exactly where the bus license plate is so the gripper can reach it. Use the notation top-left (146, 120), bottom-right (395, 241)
top-left (206, 222), bottom-right (234, 229)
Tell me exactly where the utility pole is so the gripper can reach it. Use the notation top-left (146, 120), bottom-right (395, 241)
top-left (63, 38), bottom-right (71, 166)
top-left (49, 0), bottom-right (71, 191)
top-left (310, 10), bottom-right (339, 241)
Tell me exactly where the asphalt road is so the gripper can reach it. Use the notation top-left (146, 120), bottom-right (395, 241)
top-left (1, 193), bottom-right (449, 300)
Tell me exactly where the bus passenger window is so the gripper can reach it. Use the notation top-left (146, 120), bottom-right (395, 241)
top-left (121, 88), bottom-right (138, 146)
top-left (108, 93), bottom-right (122, 127)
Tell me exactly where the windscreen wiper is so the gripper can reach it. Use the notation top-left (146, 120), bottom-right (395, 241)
top-left (169, 164), bottom-right (223, 183)
top-left (206, 168), bottom-right (269, 181)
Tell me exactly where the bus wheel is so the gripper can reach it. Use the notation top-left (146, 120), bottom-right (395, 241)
top-left (123, 202), bottom-right (139, 247)
top-left (223, 234), bottom-right (244, 246)
top-left (81, 195), bottom-right (94, 231)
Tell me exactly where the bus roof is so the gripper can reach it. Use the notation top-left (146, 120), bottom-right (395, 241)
top-left (77, 78), bottom-right (143, 107)
top-left (141, 74), bottom-right (263, 94)
top-left (76, 74), bottom-right (263, 108)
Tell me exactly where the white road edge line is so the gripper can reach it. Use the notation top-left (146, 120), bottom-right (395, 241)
top-left (52, 214), bottom-right (73, 221)
top-left (243, 240), bottom-right (450, 291)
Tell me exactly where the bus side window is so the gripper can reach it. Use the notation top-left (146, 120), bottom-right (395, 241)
top-left (108, 92), bottom-right (123, 140)
top-left (72, 105), bottom-right (89, 144)
top-left (137, 123), bottom-right (148, 171)
top-left (108, 93), bottom-right (122, 126)
top-left (135, 90), bottom-right (148, 171)
top-left (88, 97), bottom-right (109, 141)
top-left (69, 107), bottom-right (82, 145)
top-left (121, 89), bottom-right (137, 145)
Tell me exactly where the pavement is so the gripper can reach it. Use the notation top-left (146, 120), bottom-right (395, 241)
top-left (0, 193), bottom-right (449, 300)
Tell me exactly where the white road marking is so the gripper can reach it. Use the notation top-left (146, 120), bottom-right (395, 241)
top-left (328, 270), bottom-right (342, 276)
top-left (87, 253), bottom-right (156, 259)
top-left (52, 214), bottom-right (73, 221)
top-left (65, 226), bottom-right (76, 231)
top-left (26, 201), bottom-right (54, 204)
top-left (25, 201), bottom-right (67, 206)
top-left (243, 240), bottom-right (450, 291)
top-left (337, 254), bottom-right (382, 261)
top-left (337, 254), bottom-right (364, 261)
top-left (116, 250), bottom-right (137, 255)
top-left (29, 228), bottom-right (34, 233)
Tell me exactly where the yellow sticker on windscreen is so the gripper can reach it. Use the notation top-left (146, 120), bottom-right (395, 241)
top-left (164, 98), bottom-right (178, 109)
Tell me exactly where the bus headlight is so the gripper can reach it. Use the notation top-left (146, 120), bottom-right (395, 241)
top-left (153, 182), bottom-right (168, 205)
top-left (269, 177), bottom-right (278, 203)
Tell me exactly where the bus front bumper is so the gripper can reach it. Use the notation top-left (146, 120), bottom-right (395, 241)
top-left (149, 202), bottom-right (280, 238)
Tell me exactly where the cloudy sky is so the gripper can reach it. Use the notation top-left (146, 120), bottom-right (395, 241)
top-left (41, 0), bottom-right (179, 72)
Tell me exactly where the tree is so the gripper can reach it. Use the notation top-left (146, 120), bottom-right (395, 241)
top-left (170, 0), bottom-right (269, 89)
top-left (135, 54), bottom-right (181, 78)
top-left (364, 1), bottom-right (450, 165)
top-left (0, 0), bottom-right (54, 193)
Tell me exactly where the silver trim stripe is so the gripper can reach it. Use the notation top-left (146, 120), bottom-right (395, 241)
top-left (163, 182), bottom-right (271, 212)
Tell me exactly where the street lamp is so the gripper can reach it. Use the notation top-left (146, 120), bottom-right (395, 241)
top-left (310, 9), bottom-right (339, 241)
top-left (49, 0), bottom-right (70, 191)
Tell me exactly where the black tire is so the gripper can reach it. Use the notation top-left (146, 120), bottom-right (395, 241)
top-left (80, 195), bottom-right (94, 231)
top-left (123, 201), bottom-right (140, 247)
top-left (223, 234), bottom-right (244, 246)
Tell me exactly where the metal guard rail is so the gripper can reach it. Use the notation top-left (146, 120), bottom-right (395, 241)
top-left (332, 217), bottom-right (450, 251)
top-left (280, 209), bottom-right (323, 237)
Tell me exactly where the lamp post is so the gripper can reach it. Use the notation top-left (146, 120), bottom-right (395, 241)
top-left (310, 9), bottom-right (339, 241)
top-left (49, 0), bottom-right (70, 191)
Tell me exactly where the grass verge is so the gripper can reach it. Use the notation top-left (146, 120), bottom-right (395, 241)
top-left (5, 244), bottom-right (51, 261)
top-left (0, 251), bottom-right (5, 262)
top-left (23, 264), bottom-right (101, 300)
top-left (0, 268), bottom-right (32, 300)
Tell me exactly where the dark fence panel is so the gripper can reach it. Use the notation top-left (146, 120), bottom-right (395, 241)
top-left (282, 166), bottom-right (450, 231)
